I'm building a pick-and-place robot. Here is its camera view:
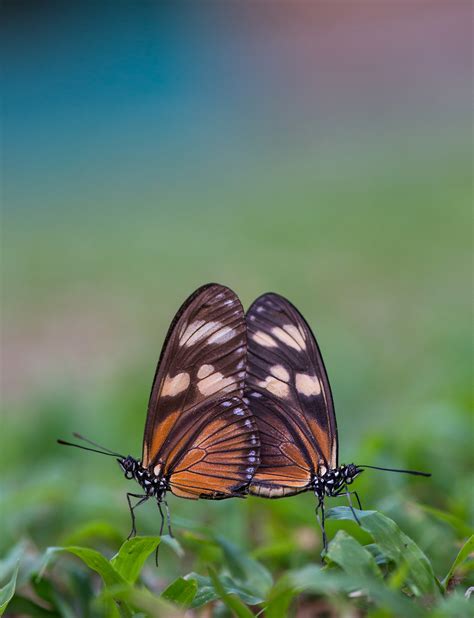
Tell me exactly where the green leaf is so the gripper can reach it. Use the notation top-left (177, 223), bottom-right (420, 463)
top-left (159, 534), bottom-right (184, 558)
top-left (0, 563), bottom-right (18, 616)
top-left (442, 535), bottom-right (474, 590)
top-left (208, 566), bottom-right (255, 618)
top-left (161, 577), bottom-right (197, 606)
top-left (0, 542), bottom-right (26, 582)
top-left (327, 507), bottom-right (440, 597)
top-left (186, 573), bottom-right (264, 608)
top-left (268, 564), bottom-right (424, 618)
top-left (265, 578), bottom-right (297, 618)
top-left (214, 535), bottom-right (273, 599)
top-left (38, 546), bottom-right (125, 588)
top-left (98, 584), bottom-right (181, 618)
top-left (326, 530), bottom-right (382, 578)
top-left (110, 536), bottom-right (160, 584)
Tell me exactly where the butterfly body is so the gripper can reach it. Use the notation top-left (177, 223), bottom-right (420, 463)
top-left (119, 457), bottom-right (169, 498)
top-left (312, 464), bottom-right (362, 500)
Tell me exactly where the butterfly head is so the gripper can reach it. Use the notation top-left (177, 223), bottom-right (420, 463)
top-left (118, 456), bottom-right (139, 480)
top-left (340, 463), bottom-right (363, 484)
top-left (313, 464), bottom-right (363, 498)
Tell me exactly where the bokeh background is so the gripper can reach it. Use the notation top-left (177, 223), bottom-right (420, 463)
top-left (2, 0), bottom-right (472, 596)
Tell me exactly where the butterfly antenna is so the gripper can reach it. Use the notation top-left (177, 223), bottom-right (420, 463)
top-left (359, 464), bottom-right (431, 477)
top-left (57, 437), bottom-right (125, 458)
top-left (72, 433), bottom-right (123, 456)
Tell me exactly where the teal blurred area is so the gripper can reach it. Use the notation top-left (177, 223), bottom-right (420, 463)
top-left (1, 1), bottom-right (472, 579)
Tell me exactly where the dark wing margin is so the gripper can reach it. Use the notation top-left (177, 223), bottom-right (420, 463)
top-left (142, 284), bottom-right (247, 469)
top-left (246, 293), bottom-right (338, 488)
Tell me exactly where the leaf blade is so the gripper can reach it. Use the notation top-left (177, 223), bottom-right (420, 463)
top-left (110, 536), bottom-right (160, 585)
top-left (0, 563), bottom-right (18, 616)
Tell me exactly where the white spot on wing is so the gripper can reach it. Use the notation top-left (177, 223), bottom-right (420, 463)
top-left (207, 325), bottom-right (236, 345)
top-left (283, 324), bottom-right (306, 350)
top-left (258, 376), bottom-right (289, 397)
top-left (272, 326), bottom-right (304, 351)
top-left (180, 320), bottom-right (205, 345)
top-left (197, 364), bottom-right (214, 379)
top-left (270, 364), bottom-right (290, 382)
top-left (161, 372), bottom-right (190, 396)
top-left (252, 331), bottom-right (278, 348)
top-left (295, 373), bottom-right (321, 396)
top-left (198, 371), bottom-right (235, 396)
top-left (181, 321), bottom-right (227, 347)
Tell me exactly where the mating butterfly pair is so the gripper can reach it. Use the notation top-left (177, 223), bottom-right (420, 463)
top-left (59, 284), bottom-right (429, 551)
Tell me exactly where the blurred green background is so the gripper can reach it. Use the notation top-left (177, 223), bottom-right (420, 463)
top-left (1, 0), bottom-right (472, 604)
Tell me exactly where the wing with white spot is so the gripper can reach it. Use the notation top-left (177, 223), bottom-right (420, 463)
top-left (142, 284), bottom-right (247, 472)
top-left (246, 293), bottom-right (338, 489)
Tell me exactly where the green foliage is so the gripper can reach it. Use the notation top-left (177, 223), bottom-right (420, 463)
top-left (0, 564), bottom-right (18, 616)
top-left (2, 505), bottom-right (472, 617)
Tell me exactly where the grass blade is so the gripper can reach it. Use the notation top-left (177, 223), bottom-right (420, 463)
top-left (442, 535), bottom-right (474, 591)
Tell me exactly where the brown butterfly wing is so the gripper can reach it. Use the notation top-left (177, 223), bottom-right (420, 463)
top-left (141, 284), bottom-right (251, 498)
top-left (245, 293), bottom-right (338, 495)
top-left (167, 397), bottom-right (259, 499)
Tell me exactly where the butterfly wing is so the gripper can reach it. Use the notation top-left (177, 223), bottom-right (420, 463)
top-left (245, 293), bottom-right (338, 496)
top-left (167, 397), bottom-right (259, 499)
top-left (141, 284), bottom-right (255, 498)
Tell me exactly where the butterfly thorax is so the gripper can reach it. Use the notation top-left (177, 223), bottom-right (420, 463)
top-left (118, 456), bottom-right (168, 498)
top-left (313, 464), bottom-right (362, 499)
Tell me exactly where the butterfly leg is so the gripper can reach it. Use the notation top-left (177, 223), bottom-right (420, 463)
top-left (351, 490), bottom-right (362, 510)
top-left (155, 501), bottom-right (165, 566)
top-left (341, 488), bottom-right (361, 525)
top-left (315, 498), bottom-right (327, 552)
top-left (126, 493), bottom-right (149, 540)
top-left (157, 500), bottom-right (165, 536)
top-left (163, 499), bottom-right (174, 538)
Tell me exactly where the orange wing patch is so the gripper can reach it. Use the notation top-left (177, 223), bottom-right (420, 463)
top-left (168, 398), bottom-right (259, 499)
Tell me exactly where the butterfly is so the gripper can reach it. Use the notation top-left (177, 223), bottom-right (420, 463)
top-left (59, 284), bottom-right (260, 545)
top-left (244, 292), bottom-right (430, 550)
